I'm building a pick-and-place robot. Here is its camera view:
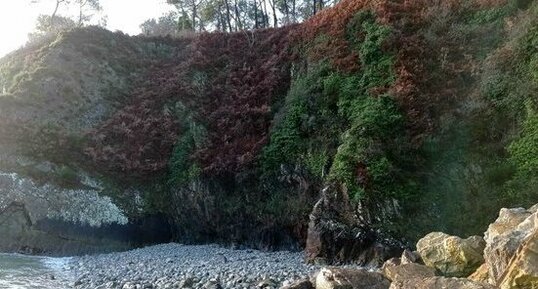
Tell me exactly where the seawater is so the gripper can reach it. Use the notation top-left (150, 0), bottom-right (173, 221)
top-left (0, 253), bottom-right (72, 289)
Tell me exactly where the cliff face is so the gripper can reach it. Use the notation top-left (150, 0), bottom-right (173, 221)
top-left (0, 0), bottom-right (537, 258)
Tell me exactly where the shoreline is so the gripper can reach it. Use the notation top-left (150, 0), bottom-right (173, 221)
top-left (69, 243), bottom-right (325, 289)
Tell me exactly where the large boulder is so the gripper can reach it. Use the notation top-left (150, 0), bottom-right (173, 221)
top-left (498, 224), bottom-right (538, 289)
top-left (315, 268), bottom-right (390, 289)
top-left (383, 263), bottom-right (436, 283)
top-left (305, 185), bottom-right (403, 266)
top-left (389, 277), bottom-right (496, 289)
top-left (416, 232), bottom-right (485, 277)
top-left (468, 264), bottom-right (490, 284)
top-left (483, 205), bottom-right (537, 284)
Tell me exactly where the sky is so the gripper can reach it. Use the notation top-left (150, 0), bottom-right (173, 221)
top-left (0, 0), bottom-right (174, 57)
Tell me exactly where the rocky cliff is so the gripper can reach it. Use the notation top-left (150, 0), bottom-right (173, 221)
top-left (1, 0), bottom-right (537, 260)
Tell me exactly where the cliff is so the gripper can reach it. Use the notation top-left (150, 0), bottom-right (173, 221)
top-left (0, 0), bottom-right (537, 260)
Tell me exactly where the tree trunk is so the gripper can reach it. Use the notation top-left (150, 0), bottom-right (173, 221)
top-left (192, 0), bottom-right (197, 31)
top-left (283, 0), bottom-right (290, 24)
top-left (234, 0), bottom-right (242, 30)
top-left (254, 0), bottom-right (259, 29)
top-left (269, 0), bottom-right (277, 27)
top-left (292, 0), bottom-right (296, 23)
top-left (50, 0), bottom-right (63, 26)
top-left (224, 0), bottom-right (233, 32)
top-left (261, 0), bottom-right (269, 28)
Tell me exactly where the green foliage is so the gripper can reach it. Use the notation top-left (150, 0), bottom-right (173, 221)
top-left (261, 63), bottom-right (341, 179)
top-left (328, 13), bottom-right (408, 202)
top-left (168, 102), bottom-right (206, 186)
top-left (263, 11), bottom-right (414, 206)
top-left (467, 2), bottom-right (519, 25)
top-left (509, 108), bottom-right (538, 179)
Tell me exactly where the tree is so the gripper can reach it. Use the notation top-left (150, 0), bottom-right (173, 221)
top-left (75, 0), bottom-right (103, 26)
top-left (140, 11), bottom-right (192, 36)
top-left (28, 14), bottom-right (77, 42)
top-left (30, 0), bottom-right (103, 27)
top-left (167, 0), bottom-right (205, 31)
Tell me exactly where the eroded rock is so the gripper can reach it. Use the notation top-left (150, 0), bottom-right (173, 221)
top-left (468, 263), bottom-right (490, 284)
top-left (279, 279), bottom-right (313, 289)
top-left (483, 206), bottom-right (537, 283)
top-left (305, 185), bottom-right (403, 266)
top-left (389, 276), bottom-right (496, 289)
top-left (315, 268), bottom-right (390, 289)
top-left (498, 226), bottom-right (538, 289)
top-left (416, 232), bottom-right (485, 277)
top-left (383, 263), bottom-right (436, 283)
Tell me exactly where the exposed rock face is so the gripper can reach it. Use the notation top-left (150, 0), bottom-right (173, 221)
top-left (468, 264), bottom-right (490, 284)
top-left (401, 250), bottom-right (421, 265)
top-left (389, 277), bottom-right (496, 289)
top-left (315, 268), bottom-right (390, 289)
top-left (383, 264), bottom-right (436, 283)
top-left (498, 224), bottom-right (538, 289)
top-left (416, 232), bottom-right (485, 277)
top-left (305, 185), bottom-right (403, 266)
top-left (169, 177), bottom-right (311, 251)
top-left (483, 206), bottom-right (537, 283)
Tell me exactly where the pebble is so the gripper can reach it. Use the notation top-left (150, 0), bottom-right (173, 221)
top-left (71, 243), bottom-right (320, 289)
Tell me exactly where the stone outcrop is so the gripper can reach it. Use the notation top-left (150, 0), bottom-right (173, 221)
top-left (305, 185), bottom-right (403, 266)
top-left (389, 277), bottom-right (496, 289)
top-left (498, 227), bottom-right (538, 289)
top-left (383, 264), bottom-right (436, 283)
top-left (416, 232), bottom-right (485, 277)
top-left (483, 206), bottom-right (537, 284)
top-left (315, 268), bottom-right (390, 289)
top-left (468, 264), bottom-right (490, 284)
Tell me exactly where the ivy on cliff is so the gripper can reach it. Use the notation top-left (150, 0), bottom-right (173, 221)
top-left (263, 11), bottom-right (415, 204)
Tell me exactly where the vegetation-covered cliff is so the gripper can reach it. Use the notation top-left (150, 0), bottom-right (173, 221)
top-left (1, 0), bottom-right (537, 259)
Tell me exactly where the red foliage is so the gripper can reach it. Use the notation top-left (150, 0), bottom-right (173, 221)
top-left (85, 0), bottom-right (511, 178)
top-left (85, 28), bottom-right (294, 177)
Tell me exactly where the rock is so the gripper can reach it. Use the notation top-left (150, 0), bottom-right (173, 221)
top-left (484, 208), bottom-right (530, 244)
top-left (416, 232), bottom-right (485, 277)
top-left (483, 206), bottom-right (537, 283)
top-left (498, 229), bottom-right (538, 289)
top-left (468, 264), bottom-right (490, 284)
top-left (279, 279), bottom-right (313, 289)
top-left (382, 257), bottom-right (401, 270)
top-left (305, 185), bottom-right (403, 266)
top-left (401, 250), bottom-right (421, 265)
top-left (315, 267), bottom-right (390, 289)
top-left (389, 277), bottom-right (497, 289)
top-left (179, 278), bottom-right (195, 288)
top-left (383, 263), bottom-right (436, 282)
top-left (258, 279), bottom-right (278, 288)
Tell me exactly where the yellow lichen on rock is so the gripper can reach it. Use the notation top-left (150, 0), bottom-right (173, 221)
top-left (416, 232), bottom-right (485, 277)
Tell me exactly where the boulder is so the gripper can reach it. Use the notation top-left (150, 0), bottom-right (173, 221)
top-left (382, 257), bottom-right (401, 270)
top-left (389, 277), bottom-right (497, 289)
top-left (483, 206), bottom-right (537, 283)
top-left (468, 264), bottom-right (490, 284)
top-left (401, 250), bottom-right (421, 265)
top-left (279, 279), bottom-right (314, 289)
top-left (484, 208), bottom-right (531, 244)
top-left (416, 232), bottom-right (485, 277)
top-left (315, 268), bottom-right (390, 289)
top-left (305, 185), bottom-right (403, 266)
top-left (383, 263), bottom-right (436, 282)
top-left (498, 228), bottom-right (538, 289)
